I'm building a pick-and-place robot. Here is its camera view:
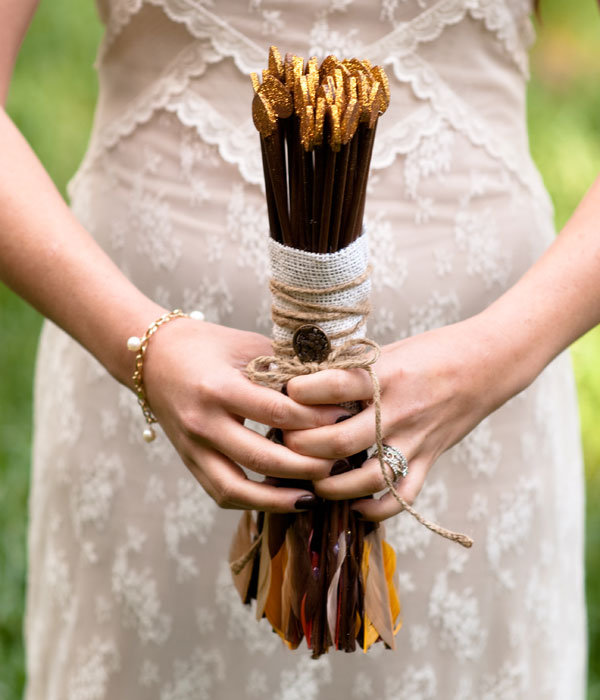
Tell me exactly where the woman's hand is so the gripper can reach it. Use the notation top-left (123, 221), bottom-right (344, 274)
top-left (283, 312), bottom-right (530, 521)
top-left (142, 317), bottom-right (348, 513)
top-left (282, 176), bottom-right (600, 522)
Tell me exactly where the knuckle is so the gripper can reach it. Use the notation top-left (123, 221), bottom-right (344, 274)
top-left (400, 487), bottom-right (417, 507)
top-left (213, 479), bottom-right (237, 509)
top-left (264, 395), bottom-right (290, 428)
top-left (330, 428), bottom-right (352, 458)
top-left (195, 373), bottom-right (225, 404)
top-left (243, 444), bottom-right (270, 474)
top-left (304, 460), bottom-right (330, 480)
top-left (219, 500), bottom-right (238, 510)
top-left (369, 465), bottom-right (387, 493)
top-left (179, 409), bottom-right (206, 439)
top-left (283, 430), bottom-right (302, 453)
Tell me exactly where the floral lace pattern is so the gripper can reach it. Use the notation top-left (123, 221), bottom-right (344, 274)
top-left (26, 1), bottom-right (586, 699)
top-left (71, 0), bottom-right (542, 206)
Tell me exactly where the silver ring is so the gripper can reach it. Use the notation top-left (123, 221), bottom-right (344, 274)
top-left (382, 444), bottom-right (409, 482)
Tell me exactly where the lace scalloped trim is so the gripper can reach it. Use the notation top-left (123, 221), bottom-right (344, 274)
top-left (73, 21), bottom-right (455, 196)
top-left (384, 51), bottom-right (551, 214)
top-left (68, 42), bottom-right (220, 200)
top-left (364, 0), bottom-right (529, 79)
top-left (70, 49), bottom-right (546, 210)
top-left (97, 0), bottom-right (264, 73)
top-left (97, 0), bottom-right (530, 78)
top-left (371, 105), bottom-right (445, 171)
top-left (164, 96), bottom-right (446, 184)
top-left (469, 0), bottom-right (530, 77)
top-left (96, 0), bottom-right (142, 65)
top-left (163, 92), bottom-right (263, 187)
top-left (73, 1), bottom-right (543, 207)
top-left (154, 1), bottom-right (265, 74)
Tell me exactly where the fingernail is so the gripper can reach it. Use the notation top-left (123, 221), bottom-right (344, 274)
top-left (265, 427), bottom-right (283, 444)
top-left (335, 414), bottom-right (352, 424)
top-left (330, 459), bottom-right (351, 476)
top-left (294, 494), bottom-right (318, 510)
top-left (349, 449), bottom-right (369, 469)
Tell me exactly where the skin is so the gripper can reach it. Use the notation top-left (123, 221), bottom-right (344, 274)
top-left (0, 0), bottom-right (344, 514)
top-left (286, 175), bottom-right (600, 519)
top-left (2, 0), bottom-right (599, 522)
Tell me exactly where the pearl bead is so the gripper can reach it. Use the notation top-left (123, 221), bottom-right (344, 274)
top-left (127, 336), bottom-right (142, 352)
top-left (189, 310), bottom-right (205, 322)
top-left (142, 426), bottom-right (156, 442)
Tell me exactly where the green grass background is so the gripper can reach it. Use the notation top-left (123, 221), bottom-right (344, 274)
top-left (0, 0), bottom-right (599, 697)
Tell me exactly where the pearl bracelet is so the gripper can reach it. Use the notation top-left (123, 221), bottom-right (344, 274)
top-left (127, 309), bottom-right (205, 442)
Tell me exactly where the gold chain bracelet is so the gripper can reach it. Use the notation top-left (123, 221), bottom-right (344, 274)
top-left (126, 309), bottom-right (204, 442)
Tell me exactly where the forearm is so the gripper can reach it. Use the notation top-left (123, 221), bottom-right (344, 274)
top-left (0, 106), bottom-right (164, 387)
top-left (478, 174), bottom-right (600, 397)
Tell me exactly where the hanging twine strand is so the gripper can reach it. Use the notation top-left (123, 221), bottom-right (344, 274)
top-left (246, 267), bottom-right (474, 550)
top-left (367, 364), bottom-right (473, 548)
top-left (231, 532), bottom-right (264, 575)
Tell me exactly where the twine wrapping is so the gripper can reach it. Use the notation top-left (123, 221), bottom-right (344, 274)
top-left (245, 233), bottom-right (473, 550)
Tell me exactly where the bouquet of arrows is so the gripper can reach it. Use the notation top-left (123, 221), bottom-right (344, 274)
top-left (229, 47), bottom-right (401, 658)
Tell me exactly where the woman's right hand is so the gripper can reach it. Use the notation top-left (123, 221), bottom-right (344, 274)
top-left (142, 316), bottom-right (345, 513)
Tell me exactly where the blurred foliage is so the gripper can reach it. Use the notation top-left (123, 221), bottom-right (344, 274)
top-left (1, 2), bottom-right (102, 698)
top-left (528, 8), bottom-right (600, 696)
top-left (0, 0), bottom-right (599, 698)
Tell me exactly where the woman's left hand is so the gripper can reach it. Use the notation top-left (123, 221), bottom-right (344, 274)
top-left (283, 312), bottom-right (530, 521)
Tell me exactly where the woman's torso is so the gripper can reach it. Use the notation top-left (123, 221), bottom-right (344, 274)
top-left (25, 3), bottom-right (587, 699)
top-left (69, 0), bottom-right (554, 342)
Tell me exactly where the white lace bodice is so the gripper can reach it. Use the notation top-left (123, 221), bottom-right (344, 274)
top-left (71, 0), bottom-right (548, 213)
top-left (25, 3), bottom-right (587, 699)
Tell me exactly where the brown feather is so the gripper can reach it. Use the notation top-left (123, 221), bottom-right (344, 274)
top-left (363, 530), bottom-right (395, 649)
top-left (229, 511), bottom-right (259, 602)
top-left (255, 515), bottom-right (272, 620)
top-left (281, 529), bottom-right (304, 648)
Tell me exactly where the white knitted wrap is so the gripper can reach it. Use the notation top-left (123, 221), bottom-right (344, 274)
top-left (268, 233), bottom-right (370, 347)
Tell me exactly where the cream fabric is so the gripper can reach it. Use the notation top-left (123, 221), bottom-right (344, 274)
top-left (269, 234), bottom-right (370, 345)
top-left (26, 2), bottom-right (586, 699)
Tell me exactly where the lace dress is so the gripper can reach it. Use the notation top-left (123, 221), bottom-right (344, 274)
top-left (26, 1), bottom-right (586, 698)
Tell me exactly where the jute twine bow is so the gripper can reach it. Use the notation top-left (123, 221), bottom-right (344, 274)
top-left (245, 268), bottom-right (473, 550)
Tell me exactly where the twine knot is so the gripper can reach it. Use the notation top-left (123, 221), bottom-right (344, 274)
top-left (245, 255), bottom-right (473, 550)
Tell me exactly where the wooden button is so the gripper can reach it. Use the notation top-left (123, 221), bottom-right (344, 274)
top-left (292, 324), bottom-right (331, 363)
